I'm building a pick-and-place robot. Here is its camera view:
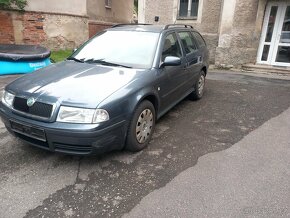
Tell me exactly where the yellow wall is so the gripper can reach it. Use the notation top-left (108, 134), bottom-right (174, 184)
top-left (26, 0), bottom-right (87, 16)
top-left (87, 0), bottom-right (134, 23)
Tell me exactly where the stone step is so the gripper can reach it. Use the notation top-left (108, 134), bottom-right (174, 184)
top-left (242, 64), bottom-right (290, 75)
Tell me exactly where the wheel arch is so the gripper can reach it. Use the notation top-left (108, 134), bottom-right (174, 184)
top-left (142, 95), bottom-right (159, 114)
top-left (125, 93), bottom-right (159, 152)
top-left (129, 90), bottom-right (160, 120)
top-left (201, 66), bottom-right (207, 76)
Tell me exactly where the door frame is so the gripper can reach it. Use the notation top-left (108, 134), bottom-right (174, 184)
top-left (257, 1), bottom-right (290, 67)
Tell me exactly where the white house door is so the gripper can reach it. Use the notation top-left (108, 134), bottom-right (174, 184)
top-left (257, 1), bottom-right (290, 67)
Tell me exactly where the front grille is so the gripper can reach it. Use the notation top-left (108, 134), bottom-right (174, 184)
top-left (13, 97), bottom-right (53, 119)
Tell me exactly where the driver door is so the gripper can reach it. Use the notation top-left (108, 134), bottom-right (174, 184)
top-left (158, 32), bottom-right (188, 111)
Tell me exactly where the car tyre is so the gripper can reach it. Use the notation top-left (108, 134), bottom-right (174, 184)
top-left (125, 100), bottom-right (156, 152)
top-left (189, 70), bottom-right (206, 100)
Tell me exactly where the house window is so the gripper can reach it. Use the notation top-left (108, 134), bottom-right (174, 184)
top-left (178, 0), bottom-right (199, 19)
top-left (105, 0), bottom-right (112, 8)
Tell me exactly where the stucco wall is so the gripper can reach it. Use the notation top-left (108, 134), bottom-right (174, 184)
top-left (184, 0), bottom-right (223, 64)
top-left (140, 0), bottom-right (267, 66)
top-left (215, 0), bottom-right (266, 66)
top-left (141, 0), bottom-right (175, 24)
top-left (43, 14), bottom-right (88, 50)
top-left (26, 0), bottom-right (87, 16)
top-left (87, 0), bottom-right (134, 36)
top-left (139, 0), bottom-right (222, 64)
top-left (87, 0), bottom-right (134, 23)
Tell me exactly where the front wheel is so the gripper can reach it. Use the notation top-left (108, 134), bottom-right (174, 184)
top-left (125, 100), bottom-right (156, 152)
top-left (189, 70), bottom-right (206, 100)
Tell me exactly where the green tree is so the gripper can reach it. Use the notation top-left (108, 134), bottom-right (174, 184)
top-left (0, 0), bottom-right (27, 10)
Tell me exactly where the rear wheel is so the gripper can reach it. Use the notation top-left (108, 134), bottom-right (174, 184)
top-left (125, 100), bottom-right (156, 152)
top-left (189, 70), bottom-right (206, 100)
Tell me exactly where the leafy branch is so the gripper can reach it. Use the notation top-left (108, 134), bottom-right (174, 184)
top-left (0, 0), bottom-right (27, 11)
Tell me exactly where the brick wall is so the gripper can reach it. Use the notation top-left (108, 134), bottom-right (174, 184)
top-left (0, 10), bottom-right (88, 50)
top-left (22, 12), bottom-right (47, 44)
top-left (0, 11), bottom-right (15, 43)
top-left (0, 11), bottom-right (47, 45)
top-left (88, 21), bottom-right (113, 37)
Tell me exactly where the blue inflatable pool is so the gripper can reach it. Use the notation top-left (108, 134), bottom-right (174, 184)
top-left (0, 44), bottom-right (51, 75)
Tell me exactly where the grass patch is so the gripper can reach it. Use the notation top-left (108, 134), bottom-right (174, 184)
top-left (50, 50), bottom-right (73, 63)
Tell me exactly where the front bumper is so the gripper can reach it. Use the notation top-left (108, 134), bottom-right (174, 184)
top-left (0, 103), bottom-right (127, 155)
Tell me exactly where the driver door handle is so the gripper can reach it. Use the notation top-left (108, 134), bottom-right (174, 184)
top-left (198, 56), bottom-right (202, 63)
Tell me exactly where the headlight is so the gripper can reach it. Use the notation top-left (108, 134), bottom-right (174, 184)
top-left (1, 90), bottom-right (15, 108)
top-left (57, 106), bottom-right (109, 124)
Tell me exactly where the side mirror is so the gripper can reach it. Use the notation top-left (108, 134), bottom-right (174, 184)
top-left (73, 48), bottom-right (78, 52)
top-left (160, 56), bottom-right (181, 67)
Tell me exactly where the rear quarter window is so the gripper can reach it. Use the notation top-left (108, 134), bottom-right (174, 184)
top-left (178, 31), bottom-right (198, 54)
top-left (192, 32), bottom-right (206, 47)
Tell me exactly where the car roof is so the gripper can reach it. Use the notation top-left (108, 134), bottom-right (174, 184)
top-left (107, 24), bottom-right (197, 33)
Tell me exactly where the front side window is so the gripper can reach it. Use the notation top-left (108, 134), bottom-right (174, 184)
top-left (161, 33), bottom-right (182, 62)
top-left (178, 0), bottom-right (199, 19)
top-left (72, 31), bottom-right (160, 69)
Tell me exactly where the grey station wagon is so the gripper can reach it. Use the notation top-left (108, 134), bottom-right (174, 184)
top-left (0, 24), bottom-right (209, 155)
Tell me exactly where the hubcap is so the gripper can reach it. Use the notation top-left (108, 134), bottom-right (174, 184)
top-left (198, 75), bottom-right (205, 95)
top-left (136, 109), bottom-right (154, 143)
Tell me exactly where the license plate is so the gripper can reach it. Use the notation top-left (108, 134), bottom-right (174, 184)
top-left (10, 120), bottom-right (46, 142)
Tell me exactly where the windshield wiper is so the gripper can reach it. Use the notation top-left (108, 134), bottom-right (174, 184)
top-left (84, 59), bottom-right (132, 68)
top-left (67, 57), bottom-right (84, 63)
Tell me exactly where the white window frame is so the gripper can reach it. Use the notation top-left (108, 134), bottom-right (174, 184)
top-left (257, 1), bottom-right (290, 67)
top-left (105, 0), bottom-right (112, 9)
top-left (173, 0), bottom-right (203, 23)
top-left (177, 0), bottom-right (200, 20)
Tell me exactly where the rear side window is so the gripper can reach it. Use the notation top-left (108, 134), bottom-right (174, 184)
top-left (178, 32), bottom-right (198, 54)
top-left (161, 33), bottom-right (182, 61)
top-left (192, 32), bottom-right (206, 47)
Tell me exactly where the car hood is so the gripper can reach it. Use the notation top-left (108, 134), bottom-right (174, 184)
top-left (7, 61), bottom-right (139, 108)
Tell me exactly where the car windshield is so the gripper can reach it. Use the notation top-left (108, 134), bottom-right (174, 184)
top-left (71, 30), bottom-right (160, 69)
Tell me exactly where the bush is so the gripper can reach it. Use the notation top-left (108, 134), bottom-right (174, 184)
top-left (0, 0), bottom-right (27, 10)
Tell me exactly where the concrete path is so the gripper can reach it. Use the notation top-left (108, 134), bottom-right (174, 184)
top-left (124, 107), bottom-right (290, 218)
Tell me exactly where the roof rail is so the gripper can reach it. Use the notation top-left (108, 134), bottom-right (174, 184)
top-left (112, 23), bottom-right (152, 28)
top-left (164, 24), bottom-right (193, 30)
